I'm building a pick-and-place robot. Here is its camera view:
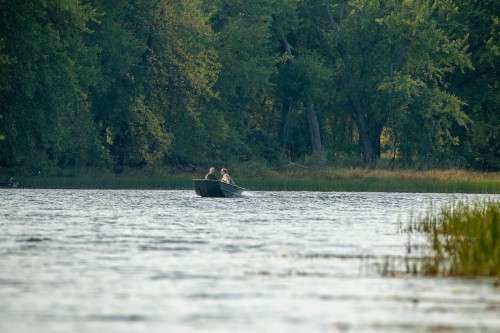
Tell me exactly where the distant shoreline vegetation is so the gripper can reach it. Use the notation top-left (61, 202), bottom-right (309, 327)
top-left (2, 167), bottom-right (499, 194)
top-left (1, 1), bottom-right (499, 174)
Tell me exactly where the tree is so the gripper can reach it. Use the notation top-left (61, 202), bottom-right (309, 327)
top-left (304, 0), bottom-right (471, 165)
top-left (273, 2), bottom-right (328, 157)
top-left (89, 0), bottom-right (219, 168)
top-left (0, 0), bottom-right (106, 170)
top-left (211, 0), bottom-right (280, 161)
top-left (448, 0), bottom-right (500, 170)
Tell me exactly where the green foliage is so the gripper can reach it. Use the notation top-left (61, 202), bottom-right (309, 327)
top-left (88, 0), bottom-right (219, 168)
top-left (415, 201), bottom-right (500, 277)
top-left (0, 0), bottom-right (104, 170)
top-left (309, 0), bottom-right (472, 165)
top-left (212, 0), bottom-right (282, 161)
top-left (0, 0), bottom-right (498, 172)
top-left (447, 0), bottom-right (500, 170)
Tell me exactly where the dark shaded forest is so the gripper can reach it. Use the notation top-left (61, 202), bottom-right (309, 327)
top-left (0, 0), bottom-right (498, 173)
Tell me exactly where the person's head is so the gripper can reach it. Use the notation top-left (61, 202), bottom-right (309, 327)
top-left (221, 168), bottom-right (228, 175)
top-left (208, 167), bottom-right (216, 174)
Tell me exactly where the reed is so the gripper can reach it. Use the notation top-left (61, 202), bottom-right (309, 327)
top-left (4, 167), bottom-right (500, 193)
top-left (238, 177), bottom-right (498, 193)
top-left (411, 201), bottom-right (500, 278)
top-left (15, 174), bottom-right (191, 190)
top-left (234, 166), bottom-right (500, 193)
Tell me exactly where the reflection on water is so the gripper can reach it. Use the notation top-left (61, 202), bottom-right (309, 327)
top-left (0, 189), bottom-right (499, 332)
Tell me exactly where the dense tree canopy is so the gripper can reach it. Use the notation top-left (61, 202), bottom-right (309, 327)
top-left (0, 0), bottom-right (498, 172)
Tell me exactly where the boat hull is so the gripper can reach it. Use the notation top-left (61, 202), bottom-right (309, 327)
top-left (193, 179), bottom-right (244, 198)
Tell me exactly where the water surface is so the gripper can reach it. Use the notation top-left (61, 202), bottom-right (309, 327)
top-left (1, 189), bottom-right (499, 332)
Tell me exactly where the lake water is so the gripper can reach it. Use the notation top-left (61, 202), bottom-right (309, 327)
top-left (1, 189), bottom-right (499, 332)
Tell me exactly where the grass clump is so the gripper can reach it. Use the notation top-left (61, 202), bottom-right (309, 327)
top-left (415, 201), bottom-right (500, 278)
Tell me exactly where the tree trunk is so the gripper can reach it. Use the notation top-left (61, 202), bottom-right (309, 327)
top-left (305, 99), bottom-right (324, 154)
top-left (352, 111), bottom-right (380, 166)
top-left (349, 98), bottom-right (382, 166)
top-left (358, 126), bottom-right (381, 166)
top-left (279, 98), bottom-right (292, 147)
top-left (273, 15), bottom-right (325, 158)
top-left (359, 132), bottom-right (375, 165)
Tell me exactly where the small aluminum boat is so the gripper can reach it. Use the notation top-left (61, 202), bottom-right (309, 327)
top-left (193, 179), bottom-right (244, 197)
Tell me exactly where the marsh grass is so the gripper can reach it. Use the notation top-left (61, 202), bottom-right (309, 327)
top-left (4, 167), bottom-right (500, 193)
top-left (409, 201), bottom-right (500, 278)
top-left (15, 174), bottom-right (191, 190)
top-left (236, 168), bottom-right (500, 193)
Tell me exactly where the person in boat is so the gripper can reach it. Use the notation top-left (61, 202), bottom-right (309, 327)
top-left (220, 168), bottom-right (235, 185)
top-left (205, 167), bottom-right (219, 181)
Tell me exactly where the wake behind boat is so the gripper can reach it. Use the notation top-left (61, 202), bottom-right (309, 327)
top-left (193, 179), bottom-right (244, 197)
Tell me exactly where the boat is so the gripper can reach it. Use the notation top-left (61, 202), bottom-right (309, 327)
top-left (193, 179), bottom-right (245, 198)
top-left (0, 177), bottom-right (19, 188)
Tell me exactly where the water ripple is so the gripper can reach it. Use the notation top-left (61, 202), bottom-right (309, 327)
top-left (0, 189), bottom-right (499, 332)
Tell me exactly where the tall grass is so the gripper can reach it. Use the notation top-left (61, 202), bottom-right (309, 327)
top-left (235, 167), bottom-right (500, 193)
top-left (14, 174), bottom-right (192, 190)
top-left (4, 167), bottom-right (500, 193)
top-left (411, 201), bottom-right (500, 278)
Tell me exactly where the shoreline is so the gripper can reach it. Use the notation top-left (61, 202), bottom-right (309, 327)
top-left (2, 168), bottom-right (499, 194)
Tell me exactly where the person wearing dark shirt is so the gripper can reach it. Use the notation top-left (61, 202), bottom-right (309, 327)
top-left (205, 167), bottom-right (218, 181)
